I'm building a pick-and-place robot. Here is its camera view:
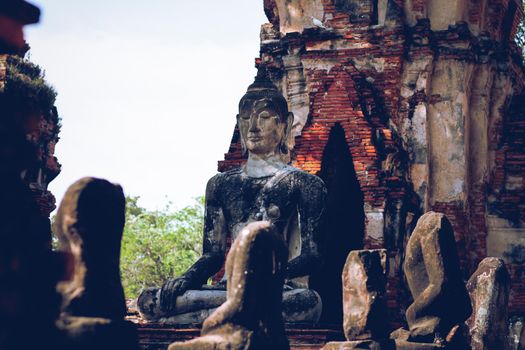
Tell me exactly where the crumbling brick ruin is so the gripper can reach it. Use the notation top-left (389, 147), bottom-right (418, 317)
top-left (219, 0), bottom-right (525, 326)
top-left (0, 52), bottom-right (61, 231)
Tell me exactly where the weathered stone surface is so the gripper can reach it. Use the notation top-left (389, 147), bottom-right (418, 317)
top-left (342, 249), bottom-right (388, 341)
top-left (392, 212), bottom-right (471, 346)
top-left (138, 66), bottom-right (326, 325)
top-left (54, 177), bottom-right (137, 349)
top-left (466, 257), bottom-right (510, 350)
top-left (168, 221), bottom-right (289, 350)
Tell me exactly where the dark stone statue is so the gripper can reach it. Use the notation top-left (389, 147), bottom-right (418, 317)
top-left (168, 221), bottom-right (290, 350)
top-left (138, 67), bottom-right (327, 325)
top-left (54, 177), bottom-right (138, 350)
top-left (391, 212), bottom-right (471, 349)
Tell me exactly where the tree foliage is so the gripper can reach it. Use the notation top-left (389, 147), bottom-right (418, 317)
top-left (517, 0), bottom-right (525, 48)
top-left (2, 55), bottom-right (59, 123)
top-left (120, 196), bottom-right (204, 299)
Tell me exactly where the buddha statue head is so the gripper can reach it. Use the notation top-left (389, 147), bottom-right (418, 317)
top-left (237, 66), bottom-right (293, 159)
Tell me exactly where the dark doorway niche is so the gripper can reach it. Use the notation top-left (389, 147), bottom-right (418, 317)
top-left (310, 123), bottom-right (365, 325)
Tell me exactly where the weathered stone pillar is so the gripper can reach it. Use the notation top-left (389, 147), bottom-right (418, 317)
top-left (466, 257), bottom-right (511, 350)
top-left (427, 59), bottom-right (473, 210)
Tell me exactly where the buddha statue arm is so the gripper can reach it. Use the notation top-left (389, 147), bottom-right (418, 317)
top-left (286, 174), bottom-right (327, 280)
top-left (160, 175), bottom-right (227, 312)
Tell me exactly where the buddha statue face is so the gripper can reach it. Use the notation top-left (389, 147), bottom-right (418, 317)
top-left (238, 97), bottom-right (290, 156)
top-left (237, 67), bottom-right (293, 158)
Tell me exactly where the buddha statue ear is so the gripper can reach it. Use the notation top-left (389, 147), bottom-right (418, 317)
top-left (237, 114), bottom-right (248, 155)
top-left (279, 112), bottom-right (294, 154)
top-left (280, 112), bottom-right (294, 154)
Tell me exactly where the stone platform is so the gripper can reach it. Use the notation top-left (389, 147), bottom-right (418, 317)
top-left (134, 323), bottom-right (345, 350)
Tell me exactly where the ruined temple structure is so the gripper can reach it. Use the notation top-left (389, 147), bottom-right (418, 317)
top-left (217, 0), bottom-right (525, 327)
top-left (0, 51), bottom-right (62, 234)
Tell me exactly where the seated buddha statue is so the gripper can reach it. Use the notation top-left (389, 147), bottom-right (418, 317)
top-left (137, 66), bottom-right (327, 325)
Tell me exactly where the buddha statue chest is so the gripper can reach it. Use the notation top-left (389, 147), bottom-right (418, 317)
top-left (214, 167), bottom-right (302, 249)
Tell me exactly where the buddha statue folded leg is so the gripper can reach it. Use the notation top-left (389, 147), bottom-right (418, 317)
top-left (282, 288), bottom-right (322, 323)
top-left (139, 287), bottom-right (322, 324)
top-left (138, 288), bottom-right (226, 322)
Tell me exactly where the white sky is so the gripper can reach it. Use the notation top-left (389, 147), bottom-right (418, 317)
top-left (25, 1), bottom-right (267, 211)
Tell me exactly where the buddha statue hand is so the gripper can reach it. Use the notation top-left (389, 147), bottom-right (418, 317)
top-left (160, 277), bottom-right (192, 313)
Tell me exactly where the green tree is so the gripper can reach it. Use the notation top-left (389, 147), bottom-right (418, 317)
top-left (120, 196), bottom-right (204, 299)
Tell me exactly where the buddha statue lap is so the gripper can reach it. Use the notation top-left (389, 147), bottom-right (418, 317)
top-left (137, 67), bottom-right (327, 325)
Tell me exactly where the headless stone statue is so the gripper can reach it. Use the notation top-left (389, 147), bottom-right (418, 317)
top-left (54, 177), bottom-right (138, 350)
top-left (466, 257), bottom-right (510, 350)
top-left (138, 66), bottom-right (327, 325)
top-left (168, 221), bottom-right (289, 350)
top-left (391, 212), bottom-right (471, 349)
top-left (323, 250), bottom-right (394, 350)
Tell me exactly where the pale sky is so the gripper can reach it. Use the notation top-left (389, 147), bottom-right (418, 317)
top-left (25, 1), bottom-right (267, 210)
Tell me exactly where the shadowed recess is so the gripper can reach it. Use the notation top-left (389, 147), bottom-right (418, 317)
top-left (311, 123), bottom-right (365, 325)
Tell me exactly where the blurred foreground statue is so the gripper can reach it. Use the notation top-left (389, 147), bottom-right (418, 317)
top-left (54, 177), bottom-right (138, 350)
top-left (138, 66), bottom-right (327, 325)
top-left (391, 212), bottom-right (471, 349)
top-left (168, 221), bottom-right (289, 350)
